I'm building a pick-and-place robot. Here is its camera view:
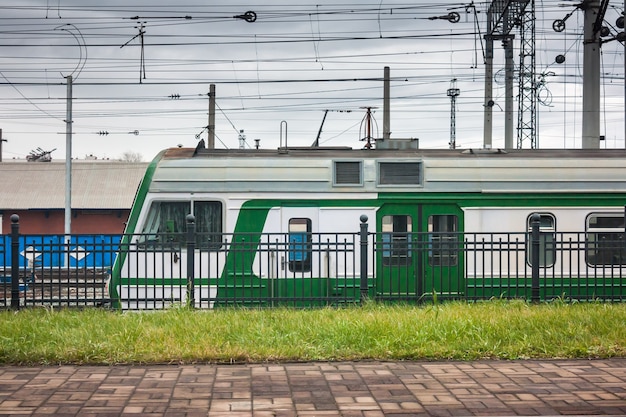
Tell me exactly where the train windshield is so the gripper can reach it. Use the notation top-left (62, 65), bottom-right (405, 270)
top-left (139, 200), bottom-right (222, 249)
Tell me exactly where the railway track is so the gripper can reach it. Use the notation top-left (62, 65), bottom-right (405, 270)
top-left (1, 269), bottom-right (110, 308)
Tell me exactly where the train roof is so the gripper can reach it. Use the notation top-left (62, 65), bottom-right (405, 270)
top-left (145, 146), bottom-right (626, 195)
top-left (164, 146), bottom-right (626, 160)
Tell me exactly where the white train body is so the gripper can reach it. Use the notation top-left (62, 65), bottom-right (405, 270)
top-left (109, 147), bottom-right (626, 308)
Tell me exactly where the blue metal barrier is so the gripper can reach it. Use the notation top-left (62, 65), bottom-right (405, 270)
top-left (0, 235), bottom-right (122, 269)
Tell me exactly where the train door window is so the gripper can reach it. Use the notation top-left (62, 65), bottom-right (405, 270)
top-left (428, 215), bottom-right (458, 266)
top-left (140, 200), bottom-right (223, 249)
top-left (526, 213), bottom-right (556, 267)
top-left (382, 215), bottom-right (412, 265)
top-left (586, 213), bottom-right (626, 266)
top-left (288, 218), bottom-right (312, 272)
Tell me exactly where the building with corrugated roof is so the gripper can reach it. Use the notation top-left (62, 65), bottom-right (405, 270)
top-left (0, 161), bottom-right (147, 234)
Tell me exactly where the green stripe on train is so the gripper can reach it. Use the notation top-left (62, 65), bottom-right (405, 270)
top-left (109, 152), bottom-right (162, 307)
top-left (112, 190), bottom-right (626, 308)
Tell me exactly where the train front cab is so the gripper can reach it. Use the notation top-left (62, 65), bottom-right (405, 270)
top-left (375, 203), bottom-right (464, 302)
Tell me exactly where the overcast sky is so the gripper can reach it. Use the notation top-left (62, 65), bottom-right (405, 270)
top-left (0, 1), bottom-right (624, 161)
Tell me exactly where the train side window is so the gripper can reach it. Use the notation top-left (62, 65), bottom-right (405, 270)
top-left (140, 200), bottom-right (223, 249)
top-left (526, 213), bottom-right (556, 267)
top-left (382, 215), bottom-right (412, 265)
top-left (586, 213), bottom-right (626, 266)
top-left (288, 218), bottom-right (312, 272)
top-left (428, 215), bottom-right (458, 266)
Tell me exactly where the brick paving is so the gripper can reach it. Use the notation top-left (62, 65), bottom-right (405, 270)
top-left (1, 359), bottom-right (625, 416)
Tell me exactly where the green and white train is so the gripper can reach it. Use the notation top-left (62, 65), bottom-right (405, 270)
top-left (108, 144), bottom-right (626, 308)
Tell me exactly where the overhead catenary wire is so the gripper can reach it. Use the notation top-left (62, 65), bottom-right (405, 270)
top-left (0, 0), bottom-right (623, 157)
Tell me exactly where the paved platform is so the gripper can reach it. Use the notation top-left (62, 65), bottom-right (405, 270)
top-left (1, 359), bottom-right (625, 416)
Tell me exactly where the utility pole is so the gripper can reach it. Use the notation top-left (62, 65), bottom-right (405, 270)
top-left (208, 84), bottom-right (215, 149)
top-left (582, 0), bottom-right (602, 149)
top-left (65, 75), bottom-right (73, 238)
top-left (447, 79), bottom-right (460, 149)
top-left (501, 1), bottom-right (515, 149)
top-left (0, 129), bottom-right (5, 162)
top-left (483, 30), bottom-right (494, 149)
top-left (554, 0), bottom-right (614, 148)
top-left (383, 66), bottom-right (391, 141)
top-left (504, 34), bottom-right (515, 149)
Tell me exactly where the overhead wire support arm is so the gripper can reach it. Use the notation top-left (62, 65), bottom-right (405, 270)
top-left (121, 10), bottom-right (256, 84)
top-left (486, 0), bottom-right (530, 37)
top-left (130, 15), bottom-right (192, 20)
top-left (552, 2), bottom-right (584, 32)
top-left (593, 0), bottom-right (610, 36)
top-left (428, 4), bottom-right (484, 68)
top-left (427, 12), bottom-right (460, 23)
top-left (127, 11), bottom-right (256, 22)
top-left (233, 11), bottom-right (257, 22)
top-left (120, 22), bottom-right (146, 83)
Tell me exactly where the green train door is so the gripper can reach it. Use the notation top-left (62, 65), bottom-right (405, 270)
top-left (421, 204), bottom-right (464, 300)
top-left (375, 204), bottom-right (419, 299)
top-left (275, 207), bottom-right (327, 306)
top-left (375, 204), bottom-right (463, 301)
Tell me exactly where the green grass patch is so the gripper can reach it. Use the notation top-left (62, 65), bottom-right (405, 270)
top-left (1, 300), bottom-right (625, 365)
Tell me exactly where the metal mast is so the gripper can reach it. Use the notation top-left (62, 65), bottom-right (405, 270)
top-left (238, 130), bottom-right (246, 149)
top-left (516, 0), bottom-right (537, 149)
top-left (65, 75), bottom-right (73, 236)
top-left (581, 0), bottom-right (603, 149)
top-left (552, 0), bottom-right (611, 149)
top-left (208, 84), bottom-right (216, 149)
top-left (447, 79), bottom-right (460, 149)
top-left (483, 0), bottom-right (531, 149)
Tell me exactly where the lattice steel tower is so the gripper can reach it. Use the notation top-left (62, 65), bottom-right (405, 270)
top-left (516, 0), bottom-right (537, 149)
top-left (447, 79), bottom-right (460, 149)
top-left (483, 0), bottom-right (532, 149)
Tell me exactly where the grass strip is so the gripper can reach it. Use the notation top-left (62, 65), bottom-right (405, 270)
top-left (1, 300), bottom-right (625, 365)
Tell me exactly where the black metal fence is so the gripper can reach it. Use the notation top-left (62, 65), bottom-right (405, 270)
top-left (1, 215), bottom-right (117, 309)
top-left (2, 214), bottom-right (625, 310)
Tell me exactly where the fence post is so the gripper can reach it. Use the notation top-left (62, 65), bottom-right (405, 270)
top-left (10, 214), bottom-right (20, 310)
top-left (530, 213), bottom-right (541, 303)
top-left (359, 215), bottom-right (369, 303)
top-left (186, 214), bottom-right (196, 309)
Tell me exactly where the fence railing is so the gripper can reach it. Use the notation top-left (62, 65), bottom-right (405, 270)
top-left (1, 215), bottom-right (118, 309)
top-left (2, 214), bottom-right (625, 310)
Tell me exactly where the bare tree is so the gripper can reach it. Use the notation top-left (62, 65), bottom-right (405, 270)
top-left (120, 150), bottom-right (143, 162)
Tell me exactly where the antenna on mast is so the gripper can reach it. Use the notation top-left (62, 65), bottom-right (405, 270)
top-left (359, 107), bottom-right (378, 149)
